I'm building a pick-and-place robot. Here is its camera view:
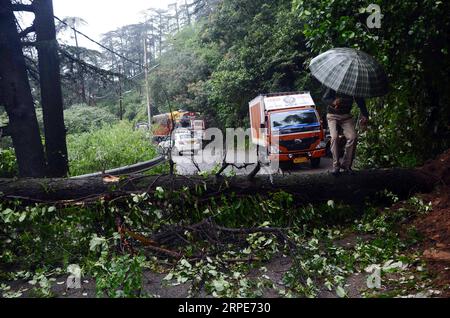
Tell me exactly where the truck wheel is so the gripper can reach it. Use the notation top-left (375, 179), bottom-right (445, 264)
top-left (311, 158), bottom-right (321, 169)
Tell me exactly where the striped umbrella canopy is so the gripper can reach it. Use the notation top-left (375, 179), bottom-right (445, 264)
top-left (309, 48), bottom-right (389, 98)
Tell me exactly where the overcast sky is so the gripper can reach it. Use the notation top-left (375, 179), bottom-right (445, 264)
top-left (52, 0), bottom-right (175, 49)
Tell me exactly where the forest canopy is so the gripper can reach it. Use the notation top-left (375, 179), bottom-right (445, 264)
top-left (148, 0), bottom-right (449, 168)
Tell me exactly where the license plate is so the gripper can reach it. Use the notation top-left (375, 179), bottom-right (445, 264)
top-left (293, 157), bottom-right (308, 164)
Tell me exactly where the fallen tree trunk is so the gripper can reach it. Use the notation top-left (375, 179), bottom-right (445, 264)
top-left (0, 168), bottom-right (437, 204)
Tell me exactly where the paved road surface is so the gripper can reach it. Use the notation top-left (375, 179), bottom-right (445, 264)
top-left (173, 149), bottom-right (333, 176)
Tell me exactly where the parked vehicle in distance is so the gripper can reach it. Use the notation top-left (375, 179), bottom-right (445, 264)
top-left (249, 92), bottom-right (326, 168)
top-left (135, 122), bottom-right (150, 131)
top-left (152, 110), bottom-right (205, 143)
top-left (158, 129), bottom-right (202, 156)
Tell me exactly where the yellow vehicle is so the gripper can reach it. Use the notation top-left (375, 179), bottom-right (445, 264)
top-left (152, 110), bottom-right (205, 142)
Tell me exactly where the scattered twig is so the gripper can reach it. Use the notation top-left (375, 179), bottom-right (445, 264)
top-left (247, 162), bottom-right (261, 180)
top-left (122, 228), bottom-right (181, 259)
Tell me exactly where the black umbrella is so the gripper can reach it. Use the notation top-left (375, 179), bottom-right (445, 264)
top-left (309, 48), bottom-right (389, 98)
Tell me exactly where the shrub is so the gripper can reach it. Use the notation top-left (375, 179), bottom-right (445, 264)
top-left (97, 91), bottom-right (148, 123)
top-left (0, 148), bottom-right (18, 178)
top-left (64, 104), bottom-right (118, 134)
top-left (356, 98), bottom-right (423, 169)
top-left (93, 254), bottom-right (147, 298)
top-left (36, 104), bottom-right (117, 135)
top-left (67, 121), bottom-right (161, 176)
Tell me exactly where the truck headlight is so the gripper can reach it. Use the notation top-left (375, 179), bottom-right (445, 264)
top-left (316, 141), bottom-right (327, 149)
top-left (270, 145), bottom-right (280, 154)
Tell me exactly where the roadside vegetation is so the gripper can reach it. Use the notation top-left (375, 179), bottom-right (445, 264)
top-left (147, 0), bottom-right (449, 169)
top-left (67, 121), bottom-right (161, 176)
top-left (1, 105), bottom-right (162, 178)
top-left (0, 185), bottom-right (445, 298)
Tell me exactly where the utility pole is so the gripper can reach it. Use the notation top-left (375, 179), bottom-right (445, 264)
top-left (144, 37), bottom-right (152, 129)
top-left (158, 13), bottom-right (163, 57)
top-left (118, 67), bottom-right (123, 120)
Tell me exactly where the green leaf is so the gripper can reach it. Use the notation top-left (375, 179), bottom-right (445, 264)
top-left (180, 259), bottom-right (192, 269)
top-left (336, 286), bottom-right (347, 298)
top-left (208, 270), bottom-right (218, 277)
top-left (89, 235), bottom-right (106, 252)
top-left (163, 273), bottom-right (173, 281)
top-left (19, 212), bottom-right (27, 222)
top-left (212, 279), bottom-right (227, 292)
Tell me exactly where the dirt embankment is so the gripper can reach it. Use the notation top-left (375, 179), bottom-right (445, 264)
top-left (414, 149), bottom-right (450, 295)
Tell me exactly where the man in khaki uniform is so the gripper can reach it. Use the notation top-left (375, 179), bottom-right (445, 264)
top-left (323, 88), bottom-right (369, 175)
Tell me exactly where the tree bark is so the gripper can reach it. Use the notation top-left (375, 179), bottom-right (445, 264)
top-left (0, 0), bottom-right (47, 177)
top-left (34, 0), bottom-right (69, 177)
top-left (0, 169), bottom-right (437, 203)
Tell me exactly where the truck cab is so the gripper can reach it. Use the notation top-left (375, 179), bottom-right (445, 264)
top-left (249, 92), bottom-right (326, 168)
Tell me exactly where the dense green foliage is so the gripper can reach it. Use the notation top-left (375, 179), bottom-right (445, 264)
top-left (149, 0), bottom-right (309, 128)
top-left (62, 105), bottom-right (118, 135)
top-left (293, 0), bottom-right (450, 167)
top-left (0, 188), bottom-right (435, 298)
top-left (2, 119), bottom-right (161, 178)
top-left (35, 104), bottom-right (118, 135)
top-left (36, 104), bottom-right (118, 135)
top-left (67, 121), bottom-right (161, 176)
top-left (97, 90), bottom-right (149, 124)
top-left (147, 0), bottom-right (449, 167)
top-left (0, 148), bottom-right (17, 178)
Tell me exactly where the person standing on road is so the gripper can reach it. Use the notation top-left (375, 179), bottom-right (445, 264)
top-left (323, 88), bottom-right (369, 175)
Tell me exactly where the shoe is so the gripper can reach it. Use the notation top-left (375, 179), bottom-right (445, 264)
top-left (331, 168), bottom-right (340, 176)
top-left (342, 167), bottom-right (355, 175)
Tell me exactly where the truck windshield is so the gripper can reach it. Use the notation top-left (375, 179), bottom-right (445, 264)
top-left (271, 109), bottom-right (319, 135)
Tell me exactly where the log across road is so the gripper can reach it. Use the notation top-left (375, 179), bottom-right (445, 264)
top-left (0, 168), bottom-right (437, 204)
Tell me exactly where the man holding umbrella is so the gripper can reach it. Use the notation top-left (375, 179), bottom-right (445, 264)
top-left (322, 88), bottom-right (369, 175)
top-left (309, 48), bottom-right (389, 175)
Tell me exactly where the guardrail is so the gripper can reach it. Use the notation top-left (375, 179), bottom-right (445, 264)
top-left (70, 156), bottom-right (167, 179)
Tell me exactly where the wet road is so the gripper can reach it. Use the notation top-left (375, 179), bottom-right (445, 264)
top-left (173, 149), bottom-right (333, 176)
